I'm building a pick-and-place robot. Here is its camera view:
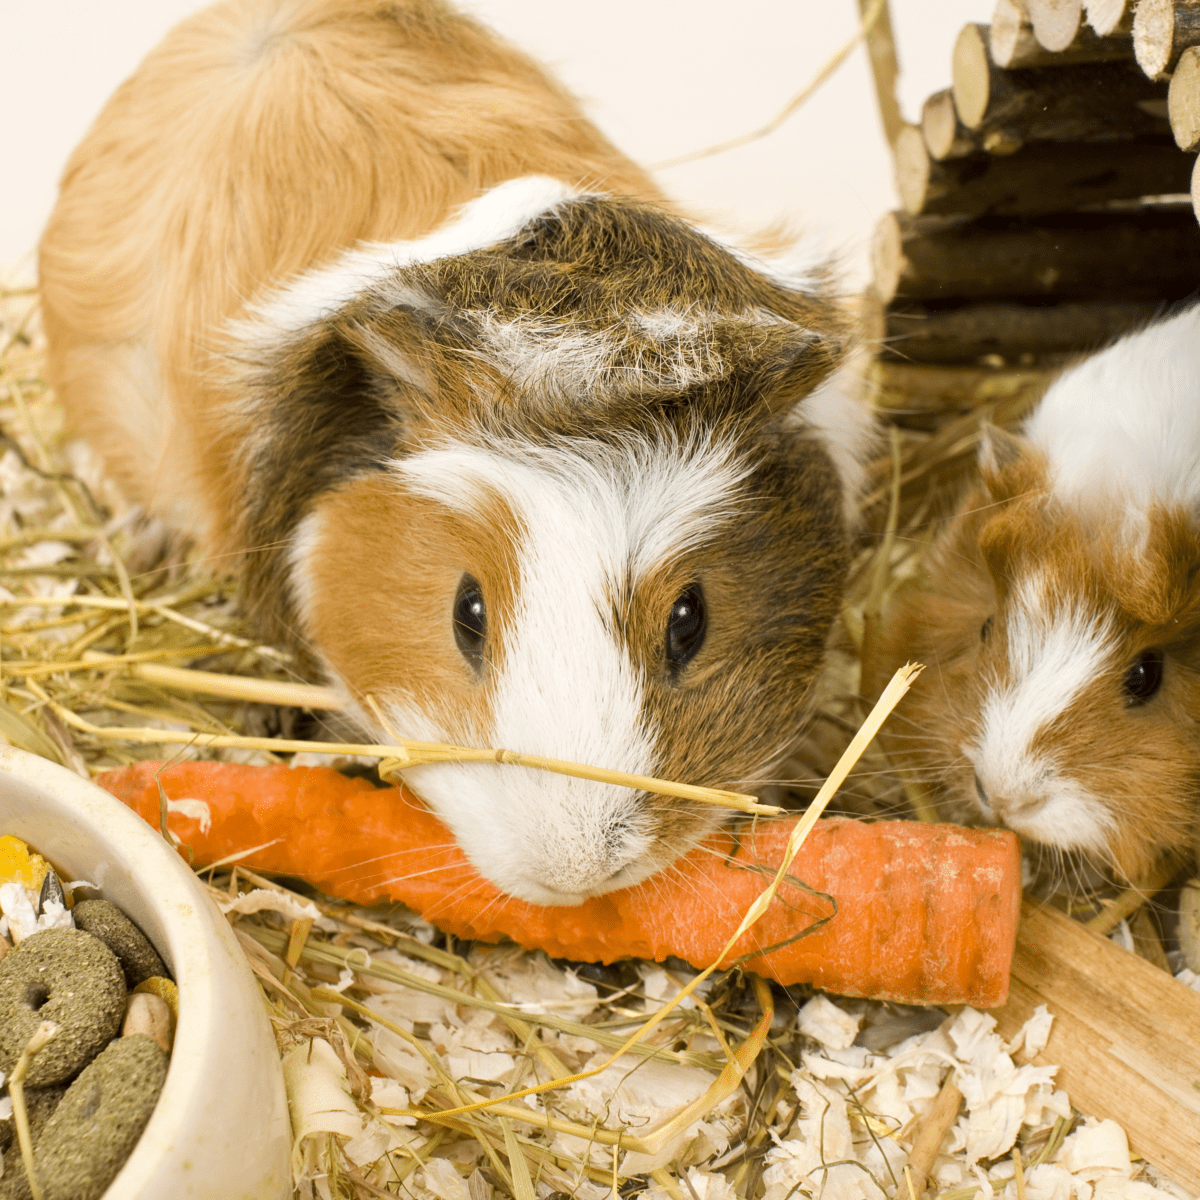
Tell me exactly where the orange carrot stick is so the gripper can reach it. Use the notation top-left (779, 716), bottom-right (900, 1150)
top-left (96, 762), bottom-right (1021, 1007)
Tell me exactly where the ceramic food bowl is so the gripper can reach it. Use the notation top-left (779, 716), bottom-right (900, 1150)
top-left (0, 745), bottom-right (291, 1199)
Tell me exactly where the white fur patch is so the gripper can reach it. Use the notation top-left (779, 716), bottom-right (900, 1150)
top-left (385, 432), bottom-right (751, 903)
top-left (396, 431), bottom-right (749, 578)
top-left (791, 353), bottom-right (876, 528)
top-left (1025, 304), bottom-right (1200, 527)
top-left (992, 772), bottom-right (1115, 854)
top-left (968, 572), bottom-right (1117, 854)
top-left (474, 313), bottom-right (620, 396)
top-left (287, 508), bottom-right (327, 637)
top-left (476, 307), bottom-right (733, 398)
top-left (243, 176), bottom-right (580, 340)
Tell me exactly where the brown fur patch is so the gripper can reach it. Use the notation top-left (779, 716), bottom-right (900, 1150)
top-left (298, 471), bottom-right (521, 742)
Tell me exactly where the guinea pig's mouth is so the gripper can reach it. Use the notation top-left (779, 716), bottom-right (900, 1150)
top-left (506, 858), bottom-right (658, 907)
top-left (963, 762), bottom-right (1115, 859)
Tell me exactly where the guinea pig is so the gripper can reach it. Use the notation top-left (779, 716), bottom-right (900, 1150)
top-left (38, 0), bottom-right (871, 905)
top-left (884, 303), bottom-right (1200, 885)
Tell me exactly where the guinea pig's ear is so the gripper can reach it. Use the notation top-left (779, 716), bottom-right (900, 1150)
top-left (705, 312), bottom-right (847, 418)
top-left (976, 422), bottom-right (1045, 501)
top-left (977, 422), bottom-right (1025, 473)
top-left (753, 320), bottom-right (849, 414)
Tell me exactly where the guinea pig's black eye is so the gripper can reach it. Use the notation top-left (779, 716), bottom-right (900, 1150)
top-left (1123, 649), bottom-right (1164, 705)
top-left (453, 574), bottom-right (487, 672)
top-left (981, 615), bottom-right (994, 643)
top-left (666, 584), bottom-right (706, 679)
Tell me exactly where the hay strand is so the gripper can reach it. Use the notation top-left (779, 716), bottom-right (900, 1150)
top-left (42, 700), bottom-right (781, 816)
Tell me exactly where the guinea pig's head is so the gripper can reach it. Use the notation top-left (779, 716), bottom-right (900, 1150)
top-left (231, 180), bottom-right (863, 904)
top-left (889, 427), bottom-right (1200, 883)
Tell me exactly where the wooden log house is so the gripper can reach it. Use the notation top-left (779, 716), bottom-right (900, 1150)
top-left (870, 0), bottom-right (1200, 428)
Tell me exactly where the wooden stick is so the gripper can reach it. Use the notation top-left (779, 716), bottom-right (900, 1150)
top-left (1085, 0), bottom-right (1133, 35)
top-left (894, 129), bottom-right (1190, 219)
top-left (921, 90), bottom-right (978, 160)
top-left (865, 359), bottom-right (1051, 419)
top-left (991, 901), bottom-right (1200, 1191)
top-left (954, 21), bottom-right (1168, 138)
top-left (879, 297), bottom-right (1166, 365)
top-left (857, 0), bottom-right (904, 147)
top-left (1193, 148), bottom-right (1200, 225)
top-left (904, 1071), bottom-right (964, 1195)
top-left (871, 206), bottom-right (1200, 306)
top-left (991, 0), bottom-right (1041, 68)
top-left (1169, 44), bottom-right (1200, 148)
top-left (1135, 0), bottom-right (1200, 78)
top-left (994, 0), bottom-right (1132, 64)
top-left (1027, 0), bottom-right (1084, 51)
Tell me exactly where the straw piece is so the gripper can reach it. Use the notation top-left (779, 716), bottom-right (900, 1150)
top-left (1013, 1145), bottom-right (1028, 1200)
top-left (45, 701), bottom-right (778, 815)
top-left (649, 1168), bottom-right (685, 1200)
top-left (8, 1020), bottom-right (59, 1200)
top-left (904, 1070), bottom-right (963, 1193)
top-left (89, 657), bottom-right (342, 710)
top-left (0, 526), bottom-right (99, 552)
top-left (3, 644), bottom-right (213, 680)
top-left (283, 916), bottom-right (315, 987)
top-left (649, 0), bottom-right (888, 169)
top-left (0, 696), bottom-right (65, 764)
top-left (636, 975), bottom-right (774, 1156)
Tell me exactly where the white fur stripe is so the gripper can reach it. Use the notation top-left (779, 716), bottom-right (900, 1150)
top-left (969, 572), bottom-right (1117, 854)
top-left (976, 573), bottom-right (1115, 771)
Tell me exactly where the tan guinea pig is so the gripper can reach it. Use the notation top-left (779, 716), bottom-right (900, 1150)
top-left (38, 0), bottom-right (872, 905)
top-left (885, 304), bottom-right (1200, 885)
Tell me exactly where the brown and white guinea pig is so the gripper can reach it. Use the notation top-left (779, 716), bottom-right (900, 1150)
top-left (38, 0), bottom-right (872, 905)
top-left (885, 303), bottom-right (1200, 884)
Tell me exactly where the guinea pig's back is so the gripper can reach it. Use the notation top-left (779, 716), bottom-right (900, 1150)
top-left (38, 0), bottom-right (661, 539)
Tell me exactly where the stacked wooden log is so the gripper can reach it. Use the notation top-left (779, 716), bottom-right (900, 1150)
top-left (871, 0), bottom-right (1200, 413)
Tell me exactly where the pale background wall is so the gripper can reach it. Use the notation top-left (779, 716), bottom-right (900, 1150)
top-left (0, 1), bottom-right (992, 288)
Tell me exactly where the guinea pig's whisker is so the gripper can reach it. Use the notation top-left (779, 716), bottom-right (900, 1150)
top-left (343, 860), bottom-right (475, 888)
